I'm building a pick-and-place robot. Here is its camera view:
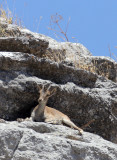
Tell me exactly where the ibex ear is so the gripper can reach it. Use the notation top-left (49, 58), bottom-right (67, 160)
top-left (37, 85), bottom-right (43, 93)
top-left (50, 88), bottom-right (57, 96)
top-left (46, 88), bottom-right (56, 97)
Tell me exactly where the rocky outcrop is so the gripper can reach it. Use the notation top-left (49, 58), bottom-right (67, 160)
top-left (90, 56), bottom-right (117, 82)
top-left (0, 121), bottom-right (117, 160)
top-left (0, 18), bottom-right (117, 159)
top-left (0, 17), bottom-right (116, 82)
top-left (0, 52), bottom-right (117, 144)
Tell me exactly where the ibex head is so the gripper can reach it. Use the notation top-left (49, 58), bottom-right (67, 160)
top-left (38, 85), bottom-right (56, 104)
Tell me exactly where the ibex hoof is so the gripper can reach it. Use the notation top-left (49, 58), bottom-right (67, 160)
top-left (17, 118), bottom-right (24, 122)
top-left (79, 129), bottom-right (83, 135)
top-left (0, 118), bottom-right (6, 123)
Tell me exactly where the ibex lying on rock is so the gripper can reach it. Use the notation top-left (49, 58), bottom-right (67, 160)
top-left (18, 85), bottom-right (83, 135)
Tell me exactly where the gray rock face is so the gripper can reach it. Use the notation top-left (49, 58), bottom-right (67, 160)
top-left (91, 56), bottom-right (117, 82)
top-left (0, 52), bottom-right (117, 144)
top-left (0, 37), bottom-right (49, 56)
top-left (0, 121), bottom-right (117, 160)
top-left (0, 18), bottom-right (117, 159)
top-left (0, 18), bottom-right (116, 81)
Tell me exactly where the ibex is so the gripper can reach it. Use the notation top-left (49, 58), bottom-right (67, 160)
top-left (17, 85), bottom-right (83, 135)
top-left (30, 85), bottom-right (83, 135)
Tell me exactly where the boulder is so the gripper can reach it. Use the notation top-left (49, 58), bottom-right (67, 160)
top-left (0, 121), bottom-right (117, 160)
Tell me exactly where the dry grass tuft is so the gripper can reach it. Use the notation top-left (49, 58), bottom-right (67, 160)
top-left (0, 2), bottom-right (13, 24)
top-left (0, 0), bottom-right (22, 37)
top-left (74, 57), bottom-right (116, 80)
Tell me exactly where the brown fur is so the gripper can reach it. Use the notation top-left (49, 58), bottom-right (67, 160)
top-left (30, 85), bottom-right (83, 135)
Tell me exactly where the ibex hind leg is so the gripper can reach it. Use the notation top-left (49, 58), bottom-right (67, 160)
top-left (45, 118), bottom-right (62, 125)
top-left (63, 118), bottom-right (83, 135)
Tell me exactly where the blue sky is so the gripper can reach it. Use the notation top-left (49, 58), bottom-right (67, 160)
top-left (2, 0), bottom-right (117, 60)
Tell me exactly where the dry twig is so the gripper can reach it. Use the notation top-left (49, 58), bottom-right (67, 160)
top-left (81, 119), bottom-right (95, 129)
top-left (48, 13), bottom-right (70, 42)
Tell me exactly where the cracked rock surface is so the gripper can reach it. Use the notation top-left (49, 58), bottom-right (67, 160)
top-left (0, 52), bottom-right (117, 143)
top-left (0, 17), bottom-right (116, 82)
top-left (0, 18), bottom-right (117, 160)
top-left (0, 121), bottom-right (117, 160)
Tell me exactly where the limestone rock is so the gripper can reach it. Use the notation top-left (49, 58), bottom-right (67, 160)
top-left (0, 37), bottom-right (49, 57)
top-left (0, 121), bottom-right (117, 160)
top-left (0, 52), bottom-right (117, 143)
top-left (0, 18), bottom-right (116, 81)
top-left (0, 18), bottom-right (117, 159)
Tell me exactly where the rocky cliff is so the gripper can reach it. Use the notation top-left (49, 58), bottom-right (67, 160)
top-left (0, 18), bottom-right (117, 160)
